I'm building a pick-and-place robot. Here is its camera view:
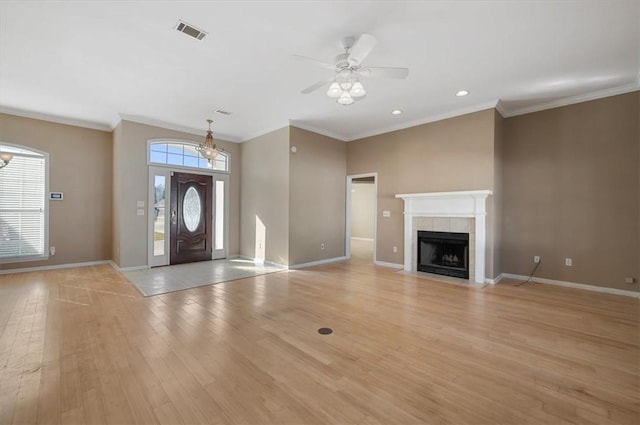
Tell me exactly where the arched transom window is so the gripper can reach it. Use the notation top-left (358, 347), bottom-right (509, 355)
top-left (149, 140), bottom-right (229, 172)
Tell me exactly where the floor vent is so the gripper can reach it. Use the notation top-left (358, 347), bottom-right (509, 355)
top-left (175, 20), bottom-right (207, 41)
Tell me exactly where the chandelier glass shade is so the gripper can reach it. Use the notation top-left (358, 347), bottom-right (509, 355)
top-left (327, 76), bottom-right (366, 105)
top-left (0, 152), bottom-right (13, 169)
top-left (196, 119), bottom-right (220, 161)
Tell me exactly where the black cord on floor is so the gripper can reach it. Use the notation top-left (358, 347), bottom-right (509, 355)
top-left (514, 261), bottom-right (541, 287)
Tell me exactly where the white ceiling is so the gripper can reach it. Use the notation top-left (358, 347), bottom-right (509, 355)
top-left (1, 1), bottom-right (638, 142)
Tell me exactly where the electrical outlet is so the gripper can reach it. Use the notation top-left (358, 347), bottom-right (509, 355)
top-left (49, 246), bottom-right (55, 256)
top-left (625, 277), bottom-right (635, 284)
top-left (393, 246), bottom-right (397, 253)
top-left (565, 258), bottom-right (572, 266)
top-left (534, 255), bottom-right (540, 263)
top-left (320, 243), bottom-right (325, 250)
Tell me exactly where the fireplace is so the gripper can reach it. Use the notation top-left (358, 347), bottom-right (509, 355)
top-left (417, 231), bottom-right (469, 279)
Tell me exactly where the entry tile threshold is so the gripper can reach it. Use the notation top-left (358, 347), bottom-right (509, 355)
top-left (123, 258), bottom-right (287, 296)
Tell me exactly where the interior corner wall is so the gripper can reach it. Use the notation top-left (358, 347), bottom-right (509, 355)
top-left (288, 126), bottom-right (346, 266)
top-left (114, 120), bottom-right (241, 268)
top-left (240, 127), bottom-right (290, 265)
top-left (502, 91), bottom-right (640, 291)
top-left (0, 113), bottom-right (113, 270)
top-left (492, 109), bottom-right (504, 278)
top-left (347, 109), bottom-right (497, 272)
top-left (112, 121), bottom-right (122, 266)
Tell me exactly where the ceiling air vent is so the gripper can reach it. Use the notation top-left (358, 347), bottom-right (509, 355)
top-left (175, 20), bottom-right (207, 40)
top-left (215, 109), bottom-right (232, 116)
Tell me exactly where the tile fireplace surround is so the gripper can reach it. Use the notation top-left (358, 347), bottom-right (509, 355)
top-left (395, 190), bottom-right (492, 284)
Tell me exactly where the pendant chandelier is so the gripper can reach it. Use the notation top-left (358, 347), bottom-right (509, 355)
top-left (0, 152), bottom-right (13, 169)
top-left (196, 119), bottom-right (220, 161)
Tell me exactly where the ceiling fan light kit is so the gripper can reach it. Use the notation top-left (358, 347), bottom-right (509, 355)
top-left (297, 33), bottom-right (408, 106)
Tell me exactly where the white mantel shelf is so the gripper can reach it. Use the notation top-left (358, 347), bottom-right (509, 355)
top-left (395, 190), bottom-right (493, 284)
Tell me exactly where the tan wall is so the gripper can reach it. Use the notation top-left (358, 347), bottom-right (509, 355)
top-left (114, 120), bottom-right (240, 268)
top-left (0, 113), bottom-right (112, 270)
top-left (288, 127), bottom-right (346, 266)
top-left (351, 182), bottom-right (375, 239)
top-left (347, 109), bottom-right (496, 273)
top-left (240, 127), bottom-right (289, 265)
top-left (502, 92), bottom-right (639, 291)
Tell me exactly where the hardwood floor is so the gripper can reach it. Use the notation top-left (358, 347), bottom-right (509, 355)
top-left (1, 257), bottom-right (638, 424)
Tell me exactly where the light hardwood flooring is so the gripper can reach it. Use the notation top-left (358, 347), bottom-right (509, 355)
top-left (1, 256), bottom-right (638, 424)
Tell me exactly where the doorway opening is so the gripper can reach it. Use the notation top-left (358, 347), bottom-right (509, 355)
top-left (346, 173), bottom-right (377, 264)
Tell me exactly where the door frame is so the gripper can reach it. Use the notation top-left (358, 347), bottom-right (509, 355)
top-left (345, 172), bottom-right (377, 263)
top-left (147, 165), bottom-right (229, 267)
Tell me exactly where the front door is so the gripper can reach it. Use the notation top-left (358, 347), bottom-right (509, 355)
top-left (170, 172), bottom-right (212, 264)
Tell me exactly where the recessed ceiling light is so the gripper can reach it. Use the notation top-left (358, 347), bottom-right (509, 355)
top-left (391, 109), bottom-right (403, 115)
top-left (456, 90), bottom-right (469, 97)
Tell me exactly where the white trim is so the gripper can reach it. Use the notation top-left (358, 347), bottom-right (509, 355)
top-left (289, 256), bottom-right (348, 270)
top-left (502, 84), bottom-right (640, 118)
top-left (111, 263), bottom-right (150, 272)
top-left (374, 260), bottom-right (403, 269)
top-left (120, 114), bottom-right (241, 143)
top-left (501, 273), bottom-right (640, 298)
top-left (494, 100), bottom-right (507, 118)
top-left (346, 173), bottom-right (378, 264)
top-left (351, 237), bottom-right (374, 242)
top-left (0, 260), bottom-right (111, 275)
top-left (344, 101), bottom-right (499, 141)
top-left (237, 256), bottom-right (288, 269)
top-left (484, 273), bottom-right (504, 284)
top-left (289, 121), bottom-right (348, 142)
top-left (0, 106), bottom-right (112, 131)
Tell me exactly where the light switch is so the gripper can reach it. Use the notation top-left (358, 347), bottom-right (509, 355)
top-left (136, 200), bottom-right (145, 207)
top-left (382, 210), bottom-right (391, 217)
top-left (136, 209), bottom-right (144, 216)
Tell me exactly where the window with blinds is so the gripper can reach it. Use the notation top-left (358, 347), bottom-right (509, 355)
top-left (0, 144), bottom-right (47, 261)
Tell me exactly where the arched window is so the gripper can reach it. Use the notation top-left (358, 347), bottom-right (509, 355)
top-left (148, 140), bottom-right (229, 172)
top-left (0, 143), bottom-right (48, 261)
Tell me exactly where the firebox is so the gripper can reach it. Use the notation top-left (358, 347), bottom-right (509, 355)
top-left (417, 231), bottom-right (469, 279)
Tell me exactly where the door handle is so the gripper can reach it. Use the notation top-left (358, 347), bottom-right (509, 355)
top-left (171, 210), bottom-right (177, 225)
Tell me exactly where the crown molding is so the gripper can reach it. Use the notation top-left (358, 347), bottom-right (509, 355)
top-left (0, 105), bottom-right (112, 132)
top-left (494, 99), bottom-right (508, 118)
top-left (501, 82), bottom-right (640, 118)
top-left (344, 101), bottom-right (499, 142)
top-left (117, 114), bottom-right (242, 143)
top-left (288, 120), bottom-right (348, 141)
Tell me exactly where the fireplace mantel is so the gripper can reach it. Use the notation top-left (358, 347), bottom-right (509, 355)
top-left (395, 190), bottom-right (492, 283)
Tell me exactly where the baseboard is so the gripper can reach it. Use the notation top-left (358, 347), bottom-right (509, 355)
top-left (484, 273), bottom-right (504, 285)
top-left (237, 256), bottom-right (288, 269)
top-left (374, 260), bottom-right (404, 269)
top-left (351, 237), bottom-right (374, 242)
top-left (290, 256), bottom-right (347, 270)
top-left (0, 260), bottom-right (111, 275)
top-left (501, 273), bottom-right (640, 298)
top-left (110, 261), bottom-right (150, 272)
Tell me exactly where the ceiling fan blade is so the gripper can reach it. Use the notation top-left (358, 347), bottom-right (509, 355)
top-left (347, 33), bottom-right (378, 66)
top-left (301, 78), bottom-right (333, 94)
top-left (360, 67), bottom-right (409, 79)
top-left (292, 54), bottom-right (335, 70)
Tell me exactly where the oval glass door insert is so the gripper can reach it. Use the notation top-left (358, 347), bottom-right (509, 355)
top-left (183, 186), bottom-right (201, 231)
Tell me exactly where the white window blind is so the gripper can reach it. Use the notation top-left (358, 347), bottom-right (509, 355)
top-left (0, 147), bottom-right (46, 260)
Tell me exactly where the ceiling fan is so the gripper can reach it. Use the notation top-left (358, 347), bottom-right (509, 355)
top-left (295, 34), bottom-right (409, 105)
